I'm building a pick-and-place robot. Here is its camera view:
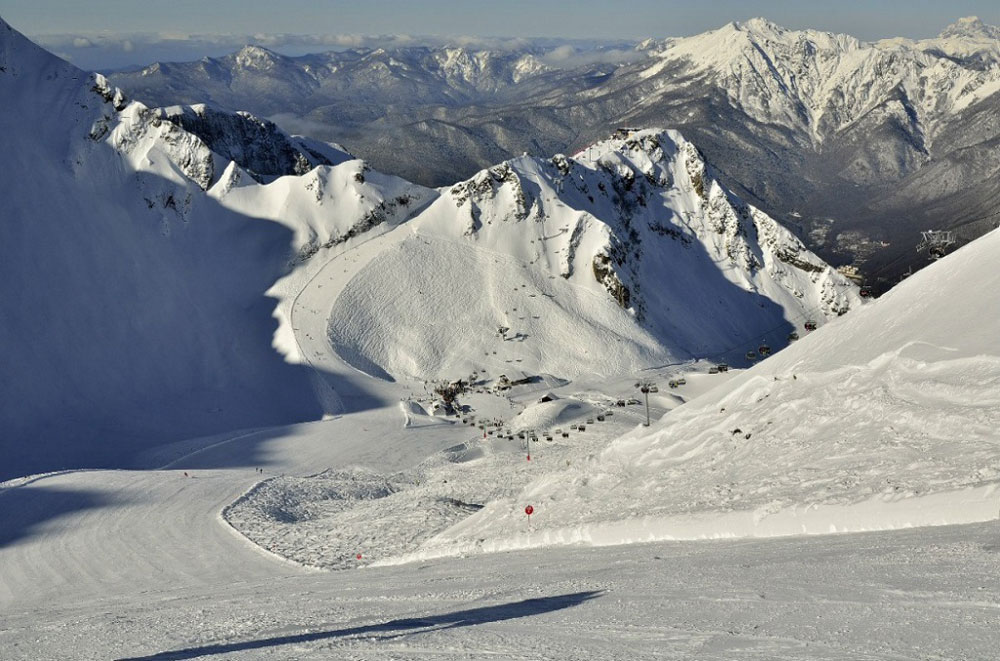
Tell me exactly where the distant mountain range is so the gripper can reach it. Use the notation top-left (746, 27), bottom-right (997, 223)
top-left (109, 17), bottom-right (1000, 289)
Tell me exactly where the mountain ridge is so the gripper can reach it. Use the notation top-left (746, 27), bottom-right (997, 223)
top-left (106, 16), bottom-right (1000, 289)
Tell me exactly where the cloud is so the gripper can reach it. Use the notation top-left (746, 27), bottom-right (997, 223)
top-left (72, 37), bottom-right (94, 48)
top-left (538, 44), bottom-right (646, 68)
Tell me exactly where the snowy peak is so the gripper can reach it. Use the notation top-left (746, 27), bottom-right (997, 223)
top-left (410, 128), bottom-right (858, 370)
top-left (156, 103), bottom-right (349, 183)
top-left (233, 44), bottom-right (283, 70)
top-left (938, 16), bottom-right (1000, 41)
top-left (736, 17), bottom-right (792, 40)
top-left (651, 15), bottom-right (1000, 143)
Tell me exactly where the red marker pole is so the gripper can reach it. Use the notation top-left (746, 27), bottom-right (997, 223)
top-left (525, 504), bottom-right (534, 532)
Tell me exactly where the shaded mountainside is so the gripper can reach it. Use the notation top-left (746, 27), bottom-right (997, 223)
top-left (109, 17), bottom-right (1000, 289)
top-left (0, 16), bottom-right (430, 479)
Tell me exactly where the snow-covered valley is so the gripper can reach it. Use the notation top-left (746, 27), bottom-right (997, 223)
top-left (2, 14), bottom-right (999, 660)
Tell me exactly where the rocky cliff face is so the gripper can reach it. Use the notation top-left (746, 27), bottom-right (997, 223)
top-left (157, 104), bottom-right (347, 183)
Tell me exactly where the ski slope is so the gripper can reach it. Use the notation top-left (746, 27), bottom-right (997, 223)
top-left (2, 425), bottom-right (999, 660)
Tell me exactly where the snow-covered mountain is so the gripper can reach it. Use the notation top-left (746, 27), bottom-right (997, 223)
top-left (326, 129), bottom-right (858, 382)
top-left (0, 15), bottom-right (860, 480)
top-left (114, 44), bottom-right (557, 113)
top-left (109, 17), bottom-right (1000, 288)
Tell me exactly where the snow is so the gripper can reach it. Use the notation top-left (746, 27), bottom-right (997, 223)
top-left (3, 460), bottom-right (999, 659)
top-left (2, 16), bottom-right (999, 660)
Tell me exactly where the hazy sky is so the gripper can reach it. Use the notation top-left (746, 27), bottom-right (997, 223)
top-left (2, 0), bottom-right (999, 70)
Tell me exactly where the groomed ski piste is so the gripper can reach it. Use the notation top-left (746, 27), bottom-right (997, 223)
top-left (2, 16), bottom-right (1000, 660)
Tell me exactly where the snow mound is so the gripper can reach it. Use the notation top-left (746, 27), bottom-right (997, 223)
top-left (509, 399), bottom-right (595, 433)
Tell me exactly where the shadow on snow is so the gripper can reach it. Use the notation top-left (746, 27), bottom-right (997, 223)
top-left (117, 591), bottom-right (604, 660)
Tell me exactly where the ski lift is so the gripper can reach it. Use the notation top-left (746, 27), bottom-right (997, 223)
top-left (758, 344), bottom-right (771, 356)
top-left (917, 230), bottom-right (955, 260)
top-left (804, 320), bottom-right (817, 332)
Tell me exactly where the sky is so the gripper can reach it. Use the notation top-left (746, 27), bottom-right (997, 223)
top-left (2, 0), bottom-right (999, 70)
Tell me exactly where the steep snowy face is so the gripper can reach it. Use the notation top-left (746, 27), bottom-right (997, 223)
top-left (325, 129), bottom-right (858, 383)
top-left (0, 18), bottom-right (432, 479)
top-left (447, 129), bottom-right (856, 322)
